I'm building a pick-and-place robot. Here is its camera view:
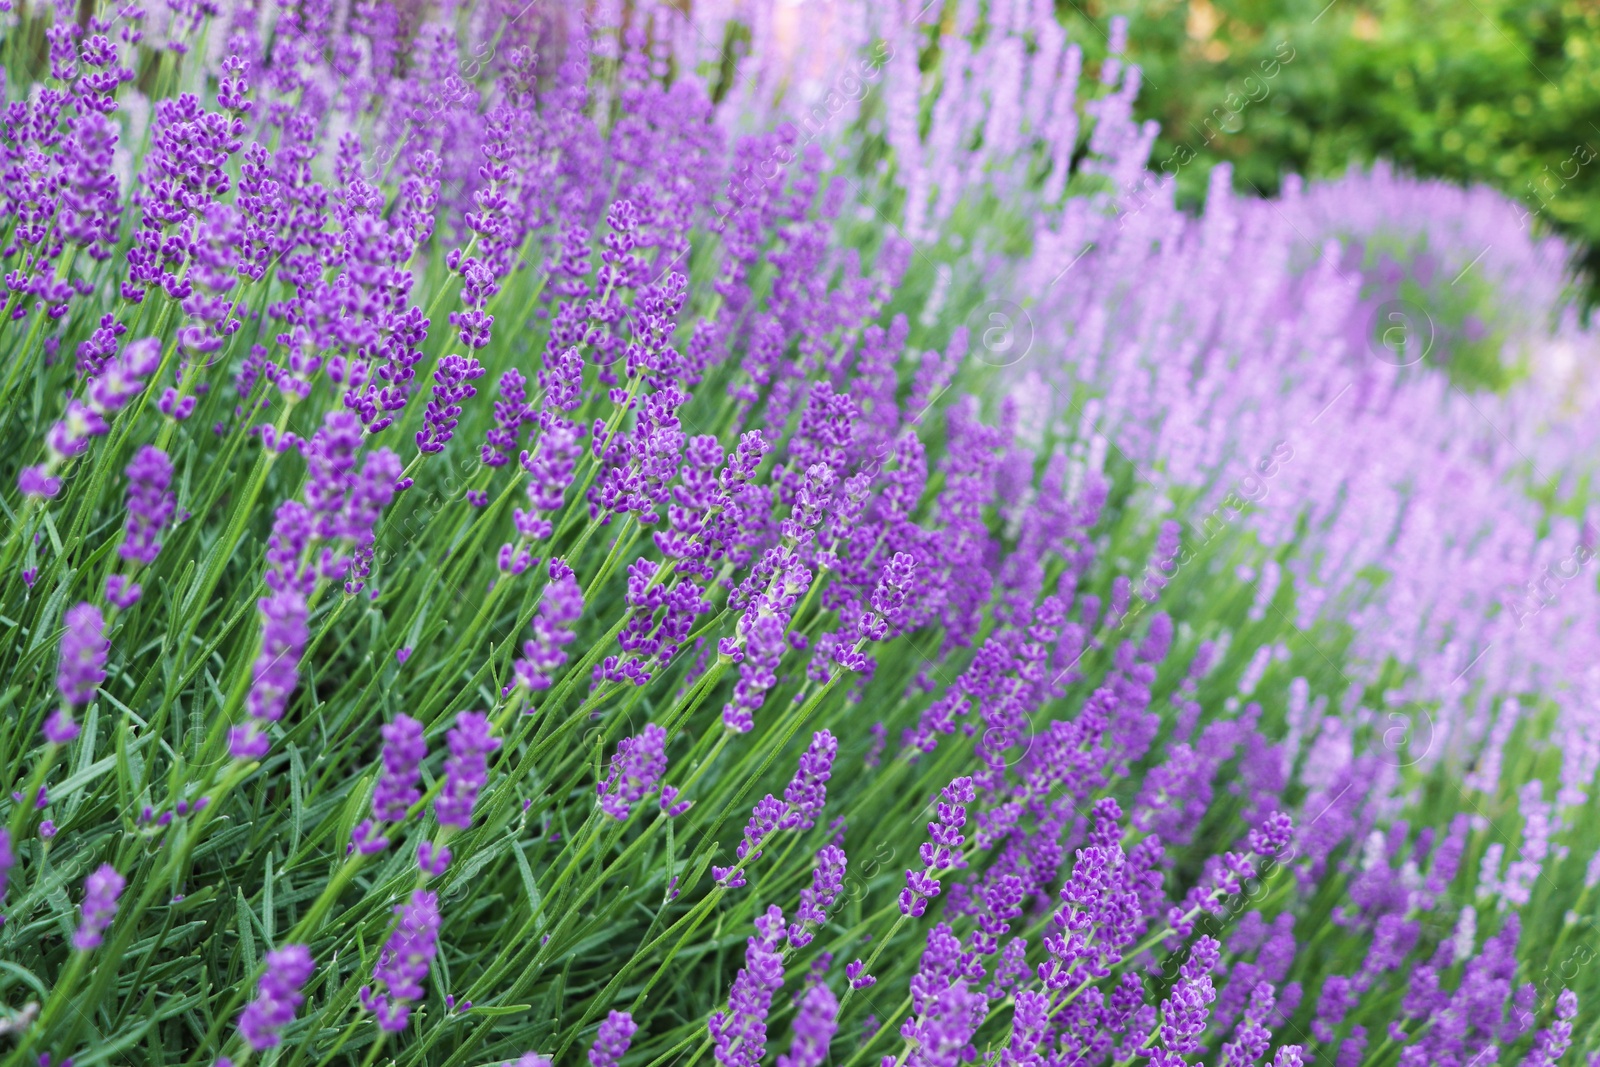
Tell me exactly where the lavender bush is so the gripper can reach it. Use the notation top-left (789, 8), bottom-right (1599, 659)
top-left (1, 1), bottom-right (1597, 1065)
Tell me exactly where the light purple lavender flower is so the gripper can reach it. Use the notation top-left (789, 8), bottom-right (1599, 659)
top-left (777, 984), bottom-right (837, 1067)
top-left (789, 844), bottom-right (846, 948)
top-left (237, 943), bottom-right (315, 1050)
top-left (846, 959), bottom-right (875, 989)
top-left (514, 568), bottom-right (583, 692)
top-left (416, 354), bottom-right (485, 454)
top-left (360, 890), bottom-right (440, 1032)
top-left (1003, 989), bottom-right (1050, 1067)
top-left (418, 841), bottom-right (452, 876)
top-left (434, 712), bottom-right (500, 829)
top-left (588, 1010), bottom-right (638, 1067)
top-left (709, 906), bottom-right (786, 1067)
top-left (43, 708), bottom-right (81, 744)
top-left (1154, 936), bottom-right (1220, 1058)
top-left (232, 590), bottom-right (308, 760)
top-left (1219, 982), bottom-right (1276, 1067)
top-left (779, 730), bottom-right (837, 831)
top-left (900, 776), bottom-right (974, 917)
top-left (119, 445), bottom-right (175, 566)
top-left (0, 829), bottom-right (14, 905)
top-left (355, 716), bottom-right (432, 851)
top-left (714, 796), bottom-right (785, 889)
top-left (598, 724), bottom-right (668, 820)
top-left (1523, 990), bottom-right (1578, 1067)
top-left (57, 602), bottom-right (108, 706)
top-left (73, 863), bottom-right (126, 950)
top-left (373, 714), bottom-right (427, 821)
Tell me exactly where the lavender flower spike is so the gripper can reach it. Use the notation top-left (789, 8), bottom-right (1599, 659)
top-left (0, 829), bottom-right (13, 905)
top-left (373, 714), bottom-right (428, 821)
top-left (435, 712), bottom-right (501, 829)
top-left (598, 724), bottom-right (668, 820)
top-left (360, 890), bottom-right (441, 1032)
top-left (237, 944), bottom-right (316, 1050)
top-left (777, 985), bottom-right (838, 1067)
top-left (514, 567), bottom-right (584, 693)
top-left (709, 906), bottom-right (786, 1067)
top-left (73, 863), bottom-right (126, 950)
top-left (119, 445), bottom-right (176, 566)
top-left (789, 844), bottom-right (847, 948)
top-left (900, 776), bottom-right (975, 917)
top-left (57, 602), bottom-right (108, 706)
top-left (588, 1010), bottom-right (639, 1067)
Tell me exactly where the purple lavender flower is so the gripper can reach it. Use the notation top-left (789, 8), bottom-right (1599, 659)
top-left (73, 863), bottom-right (126, 950)
top-left (777, 985), bottom-right (837, 1067)
top-left (598, 724), bottom-right (668, 820)
top-left (57, 602), bottom-right (108, 706)
top-left (360, 890), bottom-right (440, 1032)
top-left (789, 844), bottom-right (847, 948)
top-left (900, 776), bottom-right (974, 917)
top-left (1523, 990), bottom-right (1577, 1067)
top-left (588, 1010), bottom-right (638, 1067)
top-left (119, 445), bottom-right (175, 566)
top-left (709, 906), bottom-right (786, 1067)
top-left (714, 796), bottom-right (785, 889)
top-left (237, 944), bottom-right (315, 1050)
top-left (434, 712), bottom-right (500, 829)
top-left (418, 841), bottom-right (452, 876)
top-left (352, 714), bottom-right (429, 854)
top-left (514, 568), bottom-right (583, 692)
top-left (374, 714), bottom-right (427, 821)
top-left (1003, 989), bottom-right (1050, 1067)
top-left (846, 959), bottom-right (875, 989)
top-left (779, 731), bottom-right (837, 831)
top-left (43, 706), bottom-right (81, 744)
top-left (1154, 936), bottom-right (1220, 1058)
top-left (416, 354), bottom-right (485, 454)
top-left (1219, 982), bottom-right (1276, 1067)
top-left (0, 829), bottom-right (14, 905)
top-left (232, 590), bottom-right (308, 759)
top-left (721, 607), bottom-right (787, 734)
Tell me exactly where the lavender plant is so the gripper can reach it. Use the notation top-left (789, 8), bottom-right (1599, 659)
top-left (0, 1), bottom-right (1597, 1066)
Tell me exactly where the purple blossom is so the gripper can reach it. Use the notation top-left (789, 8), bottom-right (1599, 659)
top-left (790, 844), bottom-right (847, 947)
top-left (1523, 989), bottom-right (1577, 1067)
top-left (416, 354), bottom-right (485, 454)
top-left (0, 829), bottom-right (13, 905)
top-left (237, 944), bottom-right (315, 1050)
top-left (360, 890), bottom-right (440, 1032)
top-left (57, 602), bottom-right (108, 705)
top-left (598, 724), bottom-right (668, 820)
top-left (118, 445), bottom-right (176, 567)
top-left (374, 714), bottom-right (428, 821)
top-left (73, 863), bottom-right (126, 950)
top-left (846, 959), bottom-right (875, 989)
top-left (434, 711), bottom-right (500, 830)
top-left (901, 777), bottom-right (974, 917)
top-left (779, 730), bottom-right (837, 830)
top-left (43, 708), bottom-right (81, 744)
top-left (588, 1010), bottom-right (638, 1067)
top-left (1155, 936), bottom-right (1220, 1057)
top-left (232, 589), bottom-right (308, 759)
top-left (777, 985), bottom-right (837, 1067)
top-left (514, 568), bottom-right (583, 692)
top-left (709, 906), bottom-right (786, 1067)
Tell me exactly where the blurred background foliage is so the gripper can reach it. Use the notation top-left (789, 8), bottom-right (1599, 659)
top-left (1062, 0), bottom-right (1600, 304)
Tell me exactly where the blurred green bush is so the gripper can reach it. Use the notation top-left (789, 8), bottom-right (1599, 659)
top-left (1065, 0), bottom-right (1600, 301)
